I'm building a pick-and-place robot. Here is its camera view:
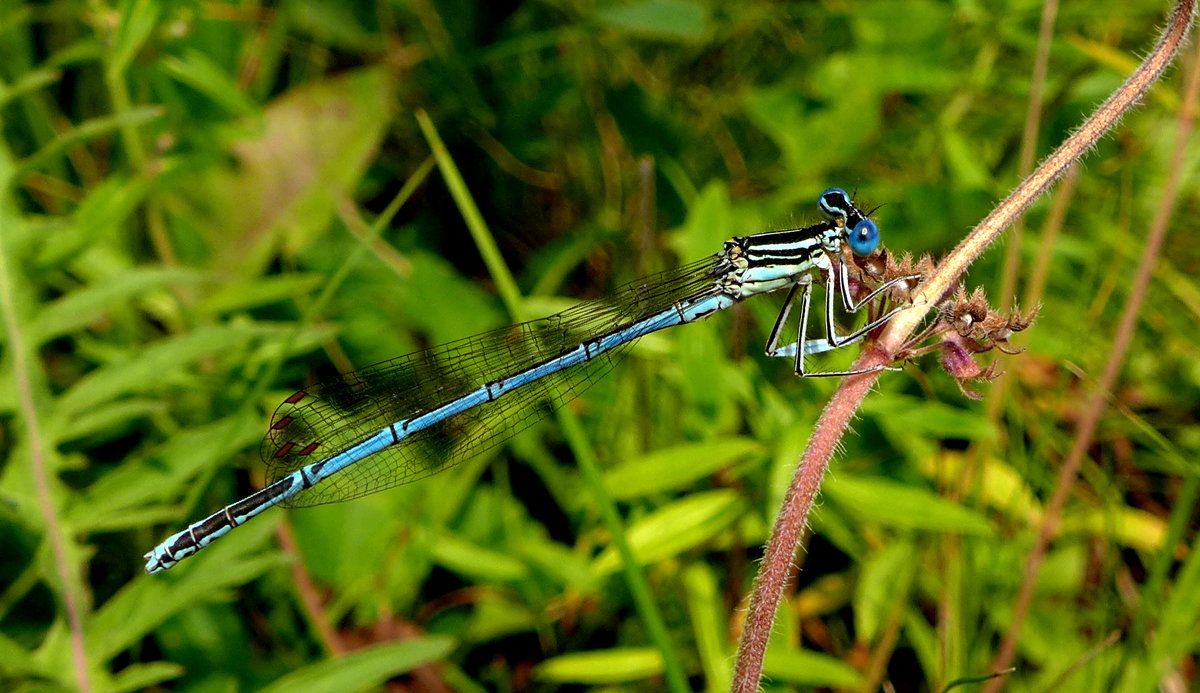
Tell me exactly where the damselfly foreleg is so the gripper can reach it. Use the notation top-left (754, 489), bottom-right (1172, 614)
top-left (765, 260), bottom-right (918, 376)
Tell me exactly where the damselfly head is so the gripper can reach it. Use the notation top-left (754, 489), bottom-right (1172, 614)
top-left (820, 188), bottom-right (881, 256)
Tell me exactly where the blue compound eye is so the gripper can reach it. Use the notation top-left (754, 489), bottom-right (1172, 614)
top-left (848, 218), bottom-right (880, 256)
top-left (819, 187), bottom-right (852, 220)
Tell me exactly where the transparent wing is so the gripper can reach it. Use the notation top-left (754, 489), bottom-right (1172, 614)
top-left (261, 255), bottom-right (726, 507)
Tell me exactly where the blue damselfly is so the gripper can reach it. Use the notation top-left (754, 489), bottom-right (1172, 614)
top-left (145, 188), bottom-right (912, 573)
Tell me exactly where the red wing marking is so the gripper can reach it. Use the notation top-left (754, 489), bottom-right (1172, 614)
top-left (270, 415), bottom-right (294, 430)
top-left (284, 391), bottom-right (308, 404)
top-left (274, 442), bottom-right (296, 459)
top-left (298, 442), bottom-right (320, 456)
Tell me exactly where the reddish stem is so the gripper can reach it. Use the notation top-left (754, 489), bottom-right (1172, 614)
top-left (731, 2), bottom-right (1198, 690)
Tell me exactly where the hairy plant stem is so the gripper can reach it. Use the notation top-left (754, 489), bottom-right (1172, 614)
top-left (731, 2), bottom-right (1198, 690)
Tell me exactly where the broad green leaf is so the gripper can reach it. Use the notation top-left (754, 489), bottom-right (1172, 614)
top-left (58, 398), bottom-right (162, 446)
top-left (259, 637), bottom-right (456, 693)
top-left (197, 273), bottom-right (324, 314)
top-left (742, 87), bottom-right (811, 175)
top-left (604, 438), bottom-right (763, 498)
top-left (943, 128), bottom-right (992, 189)
top-left (855, 539), bottom-right (916, 642)
top-left (361, 248), bottom-right (503, 348)
top-left (673, 181), bottom-right (733, 262)
top-left (762, 647), bottom-right (865, 688)
top-left (54, 324), bottom-right (270, 418)
top-left (1035, 544), bottom-right (1087, 594)
top-left (534, 648), bottom-right (663, 684)
top-left (32, 267), bottom-right (203, 343)
top-left (867, 396), bottom-right (997, 463)
top-left (1067, 507), bottom-right (1166, 553)
top-left (431, 530), bottom-right (529, 582)
top-left (108, 0), bottom-right (160, 76)
top-left (0, 631), bottom-right (36, 678)
top-left (463, 596), bottom-right (538, 643)
top-left (683, 563), bottom-right (732, 692)
top-left (819, 52), bottom-right (958, 96)
top-left (851, 0), bottom-right (952, 49)
top-left (593, 0), bottom-right (710, 42)
top-left (90, 514), bottom-right (283, 660)
top-left (69, 415), bottom-right (262, 529)
top-left (823, 474), bottom-right (993, 535)
top-left (744, 82), bottom-right (883, 174)
top-left (517, 535), bottom-right (600, 592)
top-left (16, 107), bottom-right (163, 180)
top-left (205, 67), bottom-right (395, 274)
top-left (110, 662), bottom-right (185, 693)
top-left (36, 175), bottom-right (150, 269)
top-left (160, 49), bottom-right (259, 117)
top-left (920, 453), bottom-right (1041, 526)
top-left (591, 489), bottom-right (745, 574)
top-left (292, 491), bottom-right (420, 590)
top-left (865, 395), bottom-right (997, 441)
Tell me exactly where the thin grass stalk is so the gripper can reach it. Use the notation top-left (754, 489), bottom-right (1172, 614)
top-left (983, 22), bottom-right (1200, 692)
top-left (415, 111), bottom-right (691, 693)
top-left (995, 0), bottom-right (1059, 314)
top-left (977, 0), bottom-right (1062, 469)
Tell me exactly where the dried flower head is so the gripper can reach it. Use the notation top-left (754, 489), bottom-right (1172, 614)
top-left (897, 285), bottom-right (1039, 398)
top-left (833, 242), bottom-right (1037, 398)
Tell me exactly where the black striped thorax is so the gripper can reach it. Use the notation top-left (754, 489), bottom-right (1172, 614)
top-left (716, 221), bottom-right (842, 298)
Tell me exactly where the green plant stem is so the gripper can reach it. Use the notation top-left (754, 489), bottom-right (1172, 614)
top-left (556, 408), bottom-right (691, 693)
top-left (415, 110), bottom-right (523, 316)
top-left (1127, 475), bottom-right (1200, 653)
top-left (415, 110), bottom-right (690, 693)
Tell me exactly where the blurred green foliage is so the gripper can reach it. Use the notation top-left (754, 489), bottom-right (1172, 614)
top-left (0, 1), bottom-right (1197, 691)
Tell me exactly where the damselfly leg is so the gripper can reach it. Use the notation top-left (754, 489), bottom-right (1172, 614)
top-left (765, 258), bottom-right (918, 377)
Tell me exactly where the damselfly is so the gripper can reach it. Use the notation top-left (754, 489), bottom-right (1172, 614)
top-left (145, 188), bottom-right (913, 573)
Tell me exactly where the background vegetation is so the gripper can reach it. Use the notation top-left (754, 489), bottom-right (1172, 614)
top-left (1, 1), bottom-right (1197, 691)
